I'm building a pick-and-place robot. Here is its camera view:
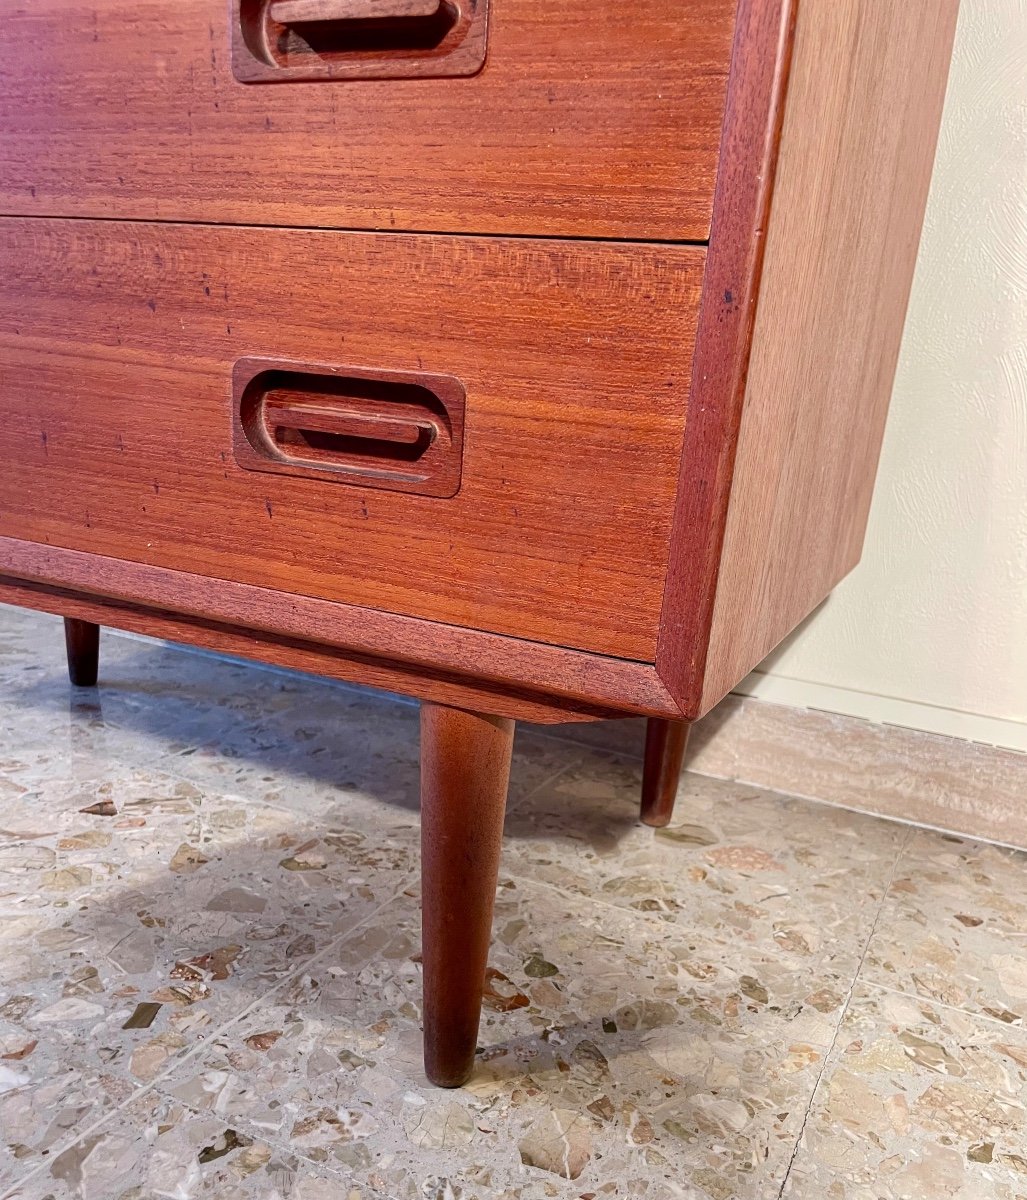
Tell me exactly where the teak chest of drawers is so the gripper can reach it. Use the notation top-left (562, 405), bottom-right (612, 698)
top-left (0, 0), bottom-right (958, 1086)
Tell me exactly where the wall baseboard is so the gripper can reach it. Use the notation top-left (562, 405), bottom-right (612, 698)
top-left (543, 694), bottom-right (1027, 851)
top-left (735, 670), bottom-right (1027, 753)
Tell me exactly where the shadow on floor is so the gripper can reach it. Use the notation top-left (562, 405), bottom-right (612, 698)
top-left (9, 632), bottom-right (654, 851)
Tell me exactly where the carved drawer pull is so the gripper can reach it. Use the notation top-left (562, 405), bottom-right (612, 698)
top-left (232, 358), bottom-right (465, 499)
top-left (233, 0), bottom-right (486, 83)
top-left (268, 0), bottom-right (443, 24)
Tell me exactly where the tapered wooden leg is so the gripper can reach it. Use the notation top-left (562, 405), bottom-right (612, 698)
top-left (420, 702), bottom-right (514, 1088)
top-left (640, 718), bottom-right (690, 828)
top-left (63, 618), bottom-right (100, 687)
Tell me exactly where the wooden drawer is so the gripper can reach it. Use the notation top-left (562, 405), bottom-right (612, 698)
top-left (0, 218), bottom-right (703, 660)
top-left (0, 0), bottom-right (735, 241)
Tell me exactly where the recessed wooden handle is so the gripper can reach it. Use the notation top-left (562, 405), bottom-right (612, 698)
top-left (234, 0), bottom-right (485, 85)
top-left (268, 0), bottom-right (442, 23)
top-left (264, 396), bottom-right (437, 447)
top-left (233, 360), bottom-right (466, 498)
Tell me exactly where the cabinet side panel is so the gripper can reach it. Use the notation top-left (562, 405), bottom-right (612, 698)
top-left (698, 0), bottom-right (960, 715)
top-left (655, 0), bottom-right (795, 715)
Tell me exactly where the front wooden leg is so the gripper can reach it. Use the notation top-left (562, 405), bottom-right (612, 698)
top-left (64, 618), bottom-right (100, 687)
top-left (420, 702), bottom-right (514, 1088)
top-left (640, 718), bottom-right (690, 828)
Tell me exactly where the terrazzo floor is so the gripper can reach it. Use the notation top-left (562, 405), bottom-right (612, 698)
top-left (0, 604), bottom-right (1025, 1200)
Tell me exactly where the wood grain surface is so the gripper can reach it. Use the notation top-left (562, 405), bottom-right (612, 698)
top-left (0, 0), bottom-right (735, 239)
top-left (420, 702), bottom-right (513, 1086)
top-left (639, 718), bottom-right (691, 828)
top-left (0, 219), bottom-right (704, 661)
top-left (0, 578), bottom-right (661, 723)
top-left (655, 0), bottom-right (797, 717)
top-left (0, 538), bottom-right (681, 720)
top-left (268, 0), bottom-right (443, 22)
top-left (697, 0), bottom-right (961, 713)
top-left (63, 616), bottom-right (100, 687)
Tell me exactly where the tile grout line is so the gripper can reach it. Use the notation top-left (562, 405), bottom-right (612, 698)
top-left (510, 748), bottom-right (588, 808)
top-left (4, 870), bottom-right (418, 1194)
top-left (4, 868), bottom-right (419, 1196)
top-left (135, 865), bottom-right (424, 1198)
top-left (499, 846), bottom-right (915, 977)
top-left (137, 719), bottom-right (587, 850)
top-left (497, 748), bottom-right (644, 914)
top-left (773, 825), bottom-right (914, 1200)
top-left (110, 1087), bottom-right (364, 1196)
top-left (499, 863), bottom-right (674, 925)
top-left (860, 977), bottom-right (1027, 1036)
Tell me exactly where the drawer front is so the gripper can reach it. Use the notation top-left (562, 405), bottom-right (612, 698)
top-left (0, 0), bottom-right (736, 241)
top-left (0, 219), bottom-right (703, 660)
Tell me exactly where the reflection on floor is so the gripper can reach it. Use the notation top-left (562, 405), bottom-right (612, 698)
top-left (0, 606), bottom-right (1025, 1200)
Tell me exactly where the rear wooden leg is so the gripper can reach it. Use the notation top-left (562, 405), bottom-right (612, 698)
top-left (64, 618), bottom-right (100, 687)
top-left (420, 702), bottom-right (514, 1088)
top-left (640, 718), bottom-right (690, 828)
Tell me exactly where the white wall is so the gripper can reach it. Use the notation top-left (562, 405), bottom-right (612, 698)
top-left (737, 0), bottom-right (1027, 753)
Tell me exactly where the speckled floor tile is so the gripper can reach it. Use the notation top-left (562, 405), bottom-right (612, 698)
top-left (0, 627), bottom-right (318, 782)
top-left (0, 608), bottom-right (65, 679)
top-left (782, 984), bottom-right (1027, 1199)
top-left (1, 605), bottom-right (1020, 1200)
top-left (2, 1087), bottom-right (359, 1200)
top-left (0, 679), bottom-right (210, 786)
top-left (503, 756), bottom-right (908, 977)
top-left (146, 876), bottom-right (848, 1200)
top-left (0, 763), bottom-right (206, 852)
top-left (0, 758), bottom-right (414, 1188)
top-left (147, 686), bottom-right (423, 820)
top-left (153, 692), bottom-right (580, 849)
top-left (861, 831), bottom-right (1027, 1025)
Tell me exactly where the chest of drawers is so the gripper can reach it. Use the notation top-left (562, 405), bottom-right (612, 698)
top-left (0, 0), bottom-right (958, 1086)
